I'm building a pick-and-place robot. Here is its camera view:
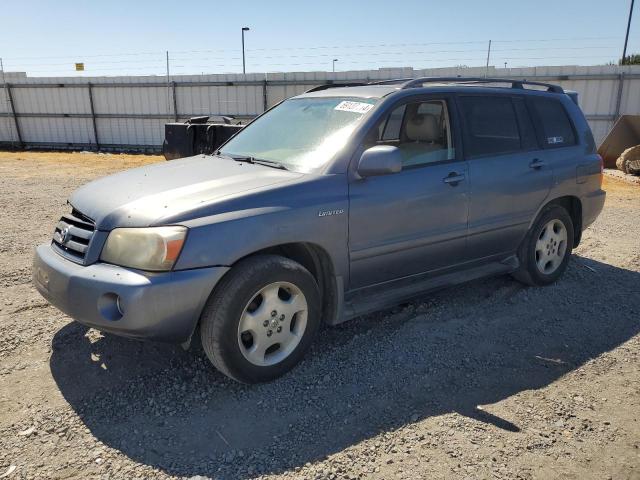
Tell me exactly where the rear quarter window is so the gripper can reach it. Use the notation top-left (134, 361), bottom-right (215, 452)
top-left (529, 97), bottom-right (576, 148)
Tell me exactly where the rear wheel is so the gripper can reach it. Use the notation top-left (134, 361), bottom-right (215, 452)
top-left (512, 205), bottom-right (574, 286)
top-left (199, 255), bottom-right (321, 384)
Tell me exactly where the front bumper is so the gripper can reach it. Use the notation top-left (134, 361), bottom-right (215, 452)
top-left (33, 244), bottom-right (229, 343)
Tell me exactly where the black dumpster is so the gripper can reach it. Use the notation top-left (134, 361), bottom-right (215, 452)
top-left (163, 116), bottom-right (244, 160)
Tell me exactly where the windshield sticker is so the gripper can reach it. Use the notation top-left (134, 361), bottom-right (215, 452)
top-left (547, 136), bottom-right (564, 144)
top-left (334, 101), bottom-right (374, 114)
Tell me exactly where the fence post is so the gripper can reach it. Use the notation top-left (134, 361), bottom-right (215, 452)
top-left (171, 81), bottom-right (178, 122)
top-left (614, 72), bottom-right (625, 121)
top-left (262, 78), bottom-right (268, 112)
top-left (87, 83), bottom-right (100, 150)
top-left (5, 83), bottom-right (23, 148)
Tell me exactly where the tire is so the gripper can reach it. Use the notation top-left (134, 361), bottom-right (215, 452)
top-left (512, 205), bottom-right (574, 287)
top-left (199, 254), bottom-right (321, 384)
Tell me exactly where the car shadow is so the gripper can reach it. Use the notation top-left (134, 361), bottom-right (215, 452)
top-left (49, 256), bottom-right (640, 479)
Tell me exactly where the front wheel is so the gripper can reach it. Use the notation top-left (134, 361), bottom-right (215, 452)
top-left (199, 255), bottom-right (321, 384)
top-left (512, 205), bottom-right (574, 286)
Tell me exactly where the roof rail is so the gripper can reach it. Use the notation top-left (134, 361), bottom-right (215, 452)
top-left (369, 78), bottom-right (415, 85)
top-left (305, 82), bottom-right (367, 93)
top-left (397, 77), bottom-right (565, 93)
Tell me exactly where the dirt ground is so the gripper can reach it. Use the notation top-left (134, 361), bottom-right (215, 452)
top-left (0, 152), bottom-right (639, 480)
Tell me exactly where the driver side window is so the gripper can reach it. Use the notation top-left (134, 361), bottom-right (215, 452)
top-left (370, 100), bottom-right (455, 167)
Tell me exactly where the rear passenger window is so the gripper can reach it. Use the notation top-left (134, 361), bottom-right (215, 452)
top-left (459, 96), bottom-right (520, 157)
top-left (513, 97), bottom-right (539, 151)
top-left (529, 97), bottom-right (576, 147)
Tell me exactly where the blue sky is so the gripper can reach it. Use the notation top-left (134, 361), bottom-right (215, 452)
top-left (0, 0), bottom-right (638, 76)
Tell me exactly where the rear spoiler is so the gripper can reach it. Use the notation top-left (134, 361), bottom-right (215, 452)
top-left (565, 90), bottom-right (579, 106)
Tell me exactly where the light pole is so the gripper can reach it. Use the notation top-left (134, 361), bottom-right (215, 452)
top-left (332, 58), bottom-right (338, 73)
top-left (484, 40), bottom-right (491, 78)
top-left (622, 0), bottom-right (635, 64)
top-left (242, 27), bottom-right (250, 74)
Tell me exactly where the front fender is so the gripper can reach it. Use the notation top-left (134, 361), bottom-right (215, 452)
top-left (173, 176), bottom-right (349, 280)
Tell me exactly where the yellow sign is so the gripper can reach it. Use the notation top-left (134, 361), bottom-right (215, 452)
top-left (75, 63), bottom-right (84, 71)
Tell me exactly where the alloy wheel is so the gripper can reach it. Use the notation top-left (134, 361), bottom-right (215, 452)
top-left (535, 219), bottom-right (568, 275)
top-left (237, 281), bottom-right (308, 366)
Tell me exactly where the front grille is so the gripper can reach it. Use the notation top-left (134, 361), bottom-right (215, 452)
top-left (51, 208), bottom-right (96, 263)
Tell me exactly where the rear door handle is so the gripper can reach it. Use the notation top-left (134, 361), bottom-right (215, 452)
top-left (529, 159), bottom-right (545, 169)
top-left (443, 172), bottom-right (465, 186)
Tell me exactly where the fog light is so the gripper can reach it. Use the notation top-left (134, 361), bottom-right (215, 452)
top-left (98, 293), bottom-right (123, 321)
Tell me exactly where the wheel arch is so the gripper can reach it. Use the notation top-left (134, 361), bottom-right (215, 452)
top-left (544, 196), bottom-right (583, 247)
top-left (213, 242), bottom-right (340, 327)
top-left (528, 195), bottom-right (582, 248)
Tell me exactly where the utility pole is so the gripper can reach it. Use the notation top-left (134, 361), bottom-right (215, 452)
top-left (485, 40), bottom-right (492, 77)
top-left (622, 0), bottom-right (635, 64)
top-left (242, 27), bottom-right (250, 74)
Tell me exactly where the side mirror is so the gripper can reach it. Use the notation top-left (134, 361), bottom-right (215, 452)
top-left (357, 145), bottom-right (402, 177)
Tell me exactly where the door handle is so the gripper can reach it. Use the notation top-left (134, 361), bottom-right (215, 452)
top-left (529, 159), bottom-right (545, 169)
top-left (443, 172), bottom-right (465, 186)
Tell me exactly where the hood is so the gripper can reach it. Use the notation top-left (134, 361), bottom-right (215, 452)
top-left (70, 155), bottom-right (303, 230)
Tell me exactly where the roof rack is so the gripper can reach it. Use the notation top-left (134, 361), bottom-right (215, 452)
top-left (305, 82), bottom-right (367, 93)
top-left (393, 77), bottom-right (564, 93)
top-left (368, 78), bottom-right (415, 85)
top-left (305, 77), bottom-right (565, 94)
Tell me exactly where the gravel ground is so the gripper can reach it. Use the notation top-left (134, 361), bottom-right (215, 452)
top-left (0, 151), bottom-right (639, 480)
top-left (604, 168), bottom-right (640, 186)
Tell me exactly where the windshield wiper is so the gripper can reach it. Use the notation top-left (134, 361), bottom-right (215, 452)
top-left (231, 156), bottom-right (289, 170)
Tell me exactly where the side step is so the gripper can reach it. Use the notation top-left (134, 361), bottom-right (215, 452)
top-left (342, 259), bottom-right (517, 322)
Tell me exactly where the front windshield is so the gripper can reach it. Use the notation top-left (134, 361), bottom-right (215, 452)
top-left (219, 97), bottom-right (378, 172)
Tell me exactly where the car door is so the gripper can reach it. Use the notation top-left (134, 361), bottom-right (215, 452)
top-left (348, 96), bottom-right (469, 289)
top-left (458, 94), bottom-right (555, 261)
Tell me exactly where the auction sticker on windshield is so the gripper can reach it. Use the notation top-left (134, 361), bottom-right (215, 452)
top-left (334, 100), bottom-right (374, 114)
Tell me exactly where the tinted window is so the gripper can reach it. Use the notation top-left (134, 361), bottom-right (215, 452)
top-left (459, 96), bottom-right (520, 157)
top-left (530, 97), bottom-right (576, 147)
top-left (513, 97), bottom-right (538, 151)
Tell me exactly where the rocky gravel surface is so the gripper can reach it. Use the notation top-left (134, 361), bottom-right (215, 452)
top-left (0, 152), bottom-right (639, 480)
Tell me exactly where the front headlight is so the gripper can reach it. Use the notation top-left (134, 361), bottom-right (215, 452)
top-left (100, 226), bottom-right (187, 271)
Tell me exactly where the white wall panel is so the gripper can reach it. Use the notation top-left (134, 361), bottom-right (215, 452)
top-left (94, 86), bottom-right (169, 115)
top-left (0, 87), bottom-right (11, 115)
top-left (19, 117), bottom-right (93, 144)
top-left (0, 117), bottom-right (18, 143)
top-left (620, 78), bottom-right (640, 115)
top-left (589, 119), bottom-right (614, 145)
top-left (12, 86), bottom-right (90, 114)
top-left (1, 65), bottom-right (640, 148)
top-left (96, 118), bottom-right (164, 145)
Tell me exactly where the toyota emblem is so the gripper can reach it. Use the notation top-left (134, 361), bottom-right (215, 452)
top-left (59, 226), bottom-right (71, 244)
